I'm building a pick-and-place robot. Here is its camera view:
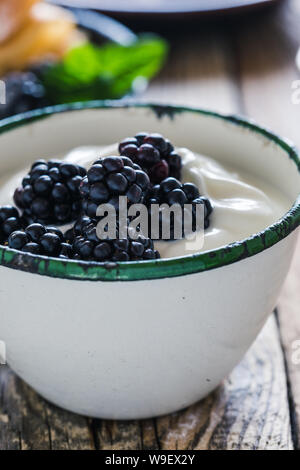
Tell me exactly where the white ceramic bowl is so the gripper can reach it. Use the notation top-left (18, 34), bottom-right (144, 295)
top-left (0, 102), bottom-right (299, 419)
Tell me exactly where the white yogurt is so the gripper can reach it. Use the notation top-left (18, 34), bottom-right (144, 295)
top-left (0, 145), bottom-right (291, 259)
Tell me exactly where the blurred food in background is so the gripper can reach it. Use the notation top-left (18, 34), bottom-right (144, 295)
top-left (0, 0), bottom-right (167, 119)
top-left (49, 0), bottom-right (279, 17)
top-left (0, 0), bottom-right (84, 75)
top-left (0, 0), bottom-right (37, 43)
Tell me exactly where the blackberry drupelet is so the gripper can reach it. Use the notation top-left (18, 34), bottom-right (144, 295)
top-left (0, 205), bottom-right (23, 244)
top-left (146, 177), bottom-right (213, 239)
top-left (79, 156), bottom-right (150, 218)
top-left (8, 223), bottom-right (73, 258)
top-left (0, 72), bottom-right (49, 120)
top-left (72, 218), bottom-right (160, 262)
top-left (118, 132), bottom-right (182, 184)
top-left (14, 160), bottom-right (87, 224)
top-left (64, 215), bottom-right (94, 244)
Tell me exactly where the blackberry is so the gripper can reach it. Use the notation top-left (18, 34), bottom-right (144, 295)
top-left (14, 160), bottom-right (87, 224)
top-left (118, 132), bottom-right (182, 184)
top-left (80, 156), bottom-right (150, 217)
top-left (64, 215), bottom-right (94, 244)
top-left (72, 218), bottom-right (160, 262)
top-left (8, 223), bottom-right (73, 259)
top-left (0, 72), bottom-right (49, 120)
top-left (146, 177), bottom-right (213, 239)
top-left (0, 205), bottom-right (23, 244)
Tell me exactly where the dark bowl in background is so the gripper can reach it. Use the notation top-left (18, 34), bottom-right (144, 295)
top-left (50, 0), bottom-right (282, 21)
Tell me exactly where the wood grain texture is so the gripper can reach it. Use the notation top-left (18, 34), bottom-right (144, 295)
top-left (232, 0), bottom-right (300, 140)
top-left (278, 236), bottom-right (300, 448)
top-left (144, 28), bottom-right (239, 114)
top-left (0, 367), bottom-right (94, 450)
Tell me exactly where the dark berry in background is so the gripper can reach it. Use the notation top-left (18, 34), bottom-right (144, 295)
top-left (0, 72), bottom-right (49, 120)
top-left (80, 156), bottom-right (150, 218)
top-left (72, 218), bottom-right (160, 262)
top-left (119, 132), bottom-right (182, 184)
top-left (64, 215), bottom-right (94, 244)
top-left (0, 205), bottom-right (23, 244)
top-left (14, 160), bottom-right (87, 224)
top-left (8, 223), bottom-right (73, 259)
top-left (146, 177), bottom-right (213, 239)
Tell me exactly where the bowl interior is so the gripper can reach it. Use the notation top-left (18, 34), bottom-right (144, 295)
top-left (1, 105), bottom-right (299, 203)
top-left (0, 102), bottom-right (299, 281)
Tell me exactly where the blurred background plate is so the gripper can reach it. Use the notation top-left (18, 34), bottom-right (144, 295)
top-left (50, 0), bottom-right (281, 18)
top-left (72, 8), bottom-right (136, 45)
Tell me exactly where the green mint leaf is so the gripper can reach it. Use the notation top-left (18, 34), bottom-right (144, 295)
top-left (41, 36), bottom-right (168, 103)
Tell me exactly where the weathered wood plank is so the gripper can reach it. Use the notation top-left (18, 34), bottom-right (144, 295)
top-left (140, 420), bottom-right (160, 450)
top-left (278, 236), bottom-right (300, 448)
top-left (0, 366), bottom-right (94, 450)
top-left (0, 367), bottom-right (49, 450)
top-left (144, 28), bottom-right (239, 114)
top-left (234, 0), bottom-right (300, 141)
top-left (92, 418), bottom-right (160, 450)
top-left (93, 420), bottom-right (142, 450)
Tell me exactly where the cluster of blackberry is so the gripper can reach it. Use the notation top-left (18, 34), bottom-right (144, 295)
top-left (0, 206), bottom-right (23, 243)
top-left (148, 177), bottom-right (212, 224)
top-left (8, 223), bottom-right (72, 258)
top-left (79, 156), bottom-right (150, 217)
top-left (119, 132), bottom-right (182, 183)
top-left (146, 177), bottom-right (213, 239)
top-left (0, 72), bottom-right (49, 121)
top-left (2, 133), bottom-right (214, 263)
top-left (68, 217), bottom-right (160, 262)
top-left (14, 160), bottom-right (86, 224)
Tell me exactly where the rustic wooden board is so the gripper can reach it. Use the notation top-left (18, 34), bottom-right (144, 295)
top-left (144, 28), bottom-right (239, 114)
top-left (278, 237), bottom-right (300, 448)
top-left (0, 367), bottom-right (94, 450)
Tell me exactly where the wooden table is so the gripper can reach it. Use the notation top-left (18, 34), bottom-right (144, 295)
top-left (0, 0), bottom-right (299, 451)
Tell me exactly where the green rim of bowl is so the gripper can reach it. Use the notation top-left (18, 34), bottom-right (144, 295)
top-left (0, 101), bottom-right (299, 282)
